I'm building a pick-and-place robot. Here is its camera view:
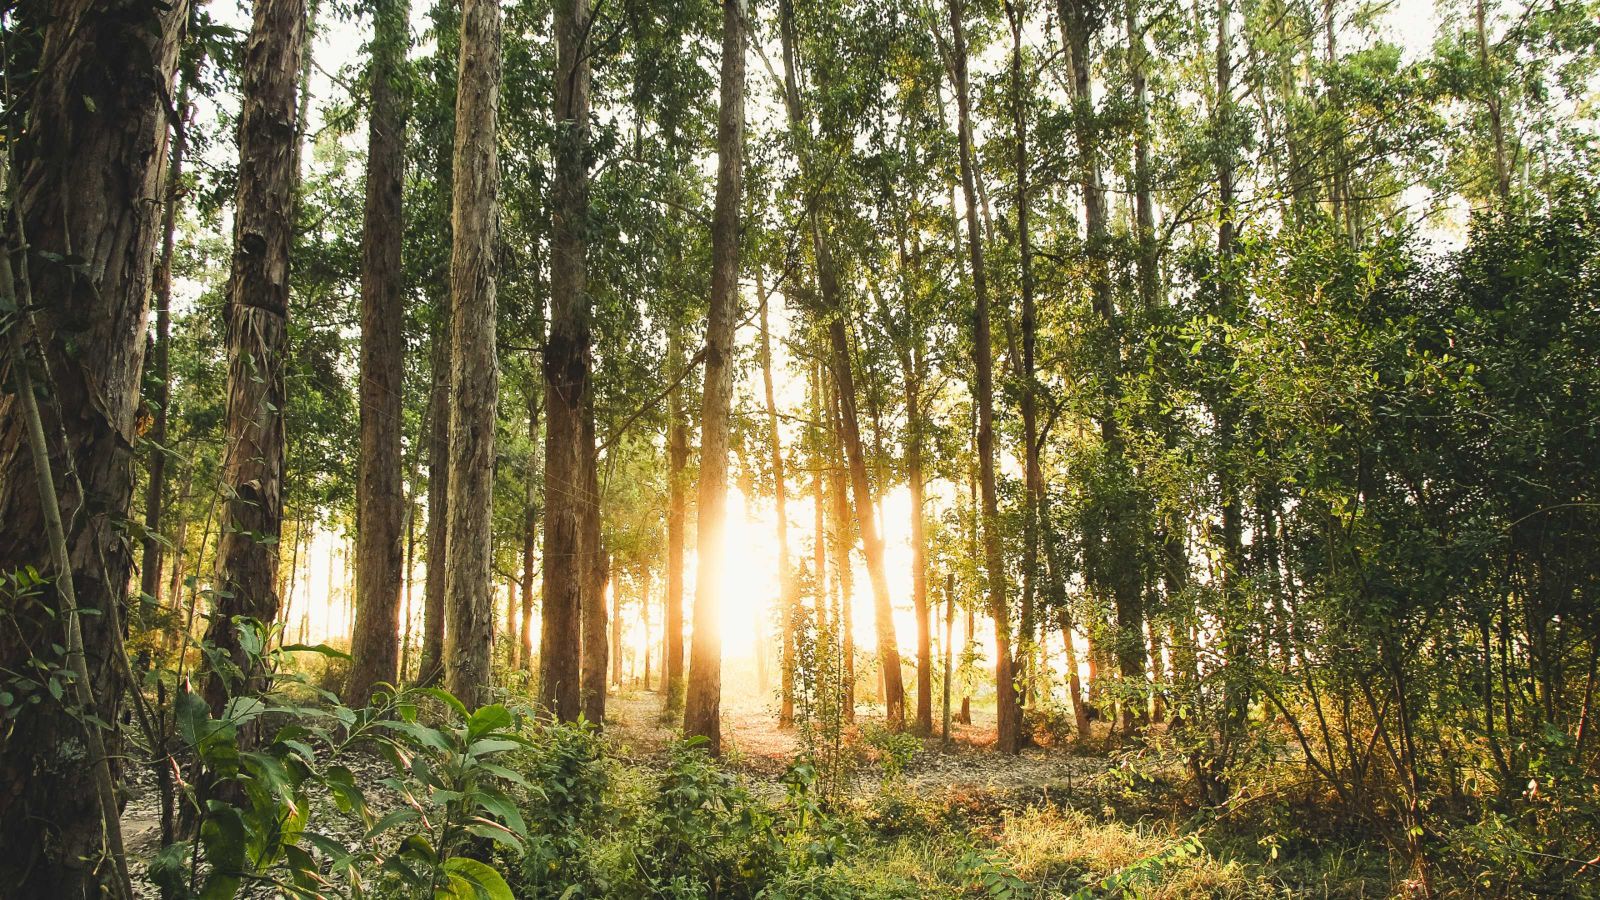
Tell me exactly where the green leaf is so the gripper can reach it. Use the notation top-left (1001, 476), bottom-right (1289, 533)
top-left (417, 687), bottom-right (468, 719)
top-left (435, 857), bottom-right (514, 900)
top-left (466, 704), bottom-right (512, 741)
top-left (281, 642), bottom-right (352, 660)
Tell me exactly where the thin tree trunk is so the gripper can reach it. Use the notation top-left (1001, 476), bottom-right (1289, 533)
top-left (943, 572), bottom-right (955, 743)
top-left (541, 0), bottom-right (593, 723)
top-left (611, 576), bottom-right (624, 687)
top-left (346, 0), bottom-right (411, 705)
top-left (826, 380), bottom-right (858, 724)
top-left (684, 0), bottom-right (746, 752)
top-left (417, 0), bottom-right (458, 689)
top-left (1474, 0), bottom-right (1510, 202)
top-left (205, 0), bottom-right (306, 719)
top-left (443, 0), bottom-right (501, 710)
top-left (778, 0), bottom-right (904, 729)
top-left (579, 382), bottom-right (606, 722)
top-left (759, 280), bottom-right (799, 728)
top-left (1007, 0), bottom-right (1042, 717)
top-left (420, 319), bottom-right (451, 685)
top-left (946, 0), bottom-right (1020, 754)
top-left (521, 384), bottom-right (540, 673)
top-left (141, 85), bottom-right (188, 611)
top-left (663, 327), bottom-right (688, 718)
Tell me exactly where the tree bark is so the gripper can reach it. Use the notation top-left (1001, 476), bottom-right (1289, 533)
top-left (443, 0), bottom-right (501, 710)
top-left (0, 0), bottom-right (190, 865)
top-left (420, 318), bottom-right (451, 685)
top-left (141, 86), bottom-right (189, 612)
top-left (346, 0), bottom-right (411, 705)
top-left (946, 0), bottom-right (1020, 754)
top-left (204, 0), bottom-right (307, 718)
top-left (418, 0), bottom-right (459, 689)
top-left (541, 0), bottom-right (593, 722)
top-left (684, 0), bottom-right (746, 752)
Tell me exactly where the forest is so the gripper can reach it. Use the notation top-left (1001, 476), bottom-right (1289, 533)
top-left (1, 0), bottom-right (1598, 895)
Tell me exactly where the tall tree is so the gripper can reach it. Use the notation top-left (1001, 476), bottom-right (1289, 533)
top-left (347, 0), bottom-right (412, 705)
top-left (204, 0), bottom-right (307, 716)
top-left (0, 0), bottom-right (186, 891)
top-left (1004, 0), bottom-right (1043, 712)
top-left (778, 0), bottom-right (906, 730)
top-left (684, 0), bottom-right (746, 752)
top-left (542, 0), bottom-right (594, 722)
top-left (418, 0), bottom-right (459, 688)
top-left (759, 282), bottom-right (798, 728)
top-left (443, 0), bottom-right (501, 709)
top-left (943, 0), bottom-right (1021, 753)
top-left (662, 326), bottom-right (689, 718)
top-left (521, 378), bottom-right (540, 672)
top-left (140, 85), bottom-right (189, 613)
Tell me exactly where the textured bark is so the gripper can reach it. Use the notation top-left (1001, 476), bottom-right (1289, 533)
top-left (946, 0), bottom-right (1020, 754)
top-left (662, 327), bottom-right (688, 718)
top-left (541, 0), bottom-right (593, 722)
top-left (418, 0), bottom-right (459, 689)
top-left (683, 0), bottom-right (745, 752)
top-left (140, 89), bottom-right (188, 611)
top-left (205, 0), bottom-right (306, 718)
top-left (0, 5), bottom-right (184, 881)
top-left (420, 318), bottom-right (451, 685)
top-left (346, 0), bottom-right (411, 705)
top-left (442, 0), bottom-right (501, 710)
top-left (759, 284), bottom-right (798, 729)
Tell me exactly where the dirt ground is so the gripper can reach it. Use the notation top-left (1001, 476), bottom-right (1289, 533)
top-left (605, 687), bottom-right (1109, 804)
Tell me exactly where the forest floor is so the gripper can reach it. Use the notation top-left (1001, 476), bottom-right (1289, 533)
top-left (605, 688), bottom-right (1111, 803)
top-left (120, 686), bottom-right (1406, 897)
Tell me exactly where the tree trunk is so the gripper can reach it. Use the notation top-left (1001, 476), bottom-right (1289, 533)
top-left (580, 394), bottom-right (607, 723)
top-left (663, 327), bottom-right (688, 718)
top-left (346, 0), bottom-right (411, 705)
top-left (826, 380), bottom-right (859, 724)
top-left (420, 318), bottom-right (451, 685)
top-left (141, 85), bottom-right (188, 611)
top-left (684, 0), bottom-right (745, 752)
top-left (909, 375), bottom-right (933, 735)
top-left (778, 0), bottom-right (903, 729)
top-left (521, 384), bottom-right (540, 673)
top-left (541, 0), bottom-right (593, 723)
top-left (443, 0), bottom-right (501, 710)
top-left (418, 0), bottom-right (459, 690)
top-left (759, 281), bottom-right (799, 729)
top-left (0, 3), bottom-right (186, 890)
top-left (946, 0), bottom-right (1020, 754)
top-left (611, 573), bottom-right (624, 687)
top-left (204, 0), bottom-right (306, 718)
top-left (1007, 0), bottom-right (1042, 716)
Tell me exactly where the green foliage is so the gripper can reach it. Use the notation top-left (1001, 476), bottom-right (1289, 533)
top-left (151, 620), bottom-right (529, 899)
